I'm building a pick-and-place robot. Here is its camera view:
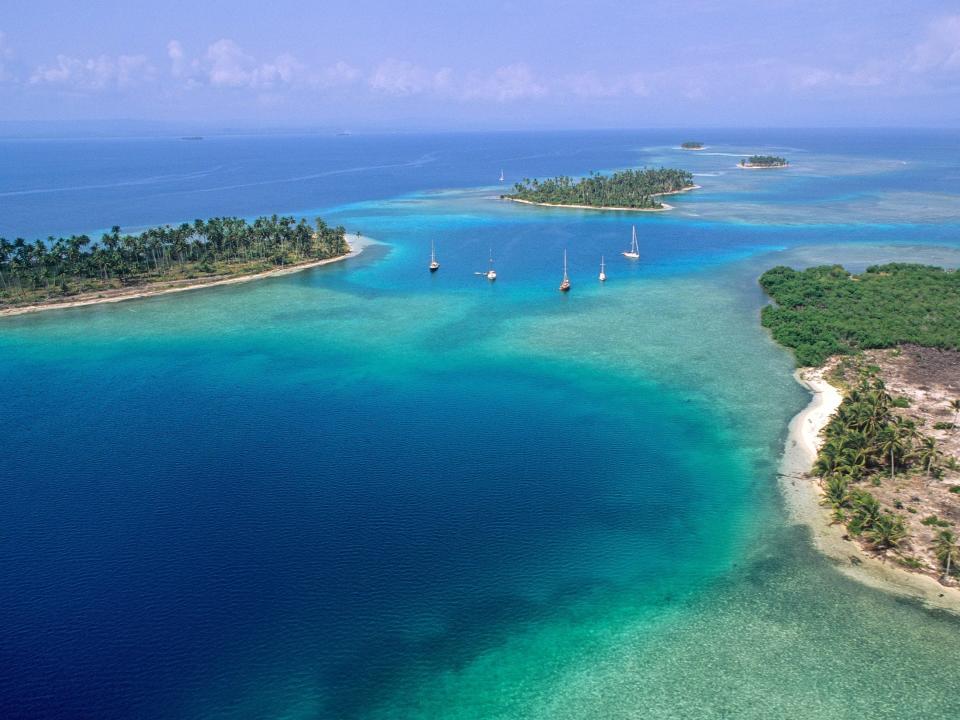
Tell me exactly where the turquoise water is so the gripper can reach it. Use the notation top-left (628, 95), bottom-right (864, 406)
top-left (1, 130), bottom-right (959, 718)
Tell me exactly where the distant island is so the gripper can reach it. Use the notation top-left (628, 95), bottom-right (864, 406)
top-left (0, 215), bottom-right (355, 315)
top-left (740, 155), bottom-right (788, 168)
top-left (764, 263), bottom-right (960, 606)
top-left (501, 168), bottom-right (696, 211)
top-left (680, 141), bottom-right (704, 150)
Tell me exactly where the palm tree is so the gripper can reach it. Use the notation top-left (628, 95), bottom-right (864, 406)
top-left (864, 513), bottom-right (907, 556)
top-left (848, 490), bottom-right (882, 536)
top-left (875, 425), bottom-right (905, 480)
top-left (822, 475), bottom-right (851, 509)
top-left (934, 530), bottom-right (959, 583)
top-left (912, 437), bottom-right (940, 479)
top-left (949, 399), bottom-right (960, 431)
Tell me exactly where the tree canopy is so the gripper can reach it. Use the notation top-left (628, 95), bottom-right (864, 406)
top-left (759, 263), bottom-right (960, 366)
top-left (741, 155), bottom-right (788, 167)
top-left (680, 141), bottom-right (704, 149)
top-left (502, 168), bottom-right (694, 209)
top-left (0, 215), bottom-right (350, 308)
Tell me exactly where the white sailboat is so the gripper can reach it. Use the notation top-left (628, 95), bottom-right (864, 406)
top-left (429, 240), bottom-right (440, 272)
top-left (599, 256), bottom-right (606, 282)
top-left (559, 250), bottom-right (570, 292)
top-left (499, 169), bottom-right (505, 183)
top-left (622, 225), bottom-right (640, 259)
top-left (486, 249), bottom-right (497, 281)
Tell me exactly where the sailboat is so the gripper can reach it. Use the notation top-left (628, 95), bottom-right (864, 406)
top-left (429, 240), bottom-right (440, 272)
top-left (599, 256), bottom-right (606, 282)
top-left (499, 169), bottom-right (505, 183)
top-left (559, 250), bottom-right (571, 292)
top-left (486, 249), bottom-right (497, 281)
top-left (622, 225), bottom-right (640, 259)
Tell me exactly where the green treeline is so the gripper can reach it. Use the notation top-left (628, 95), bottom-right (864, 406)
top-left (681, 141), bottom-right (704, 149)
top-left (816, 373), bottom-right (957, 570)
top-left (759, 263), bottom-right (960, 366)
top-left (502, 168), bottom-right (695, 209)
top-left (741, 155), bottom-right (788, 167)
top-left (0, 215), bottom-right (350, 307)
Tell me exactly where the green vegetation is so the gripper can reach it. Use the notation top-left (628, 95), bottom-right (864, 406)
top-left (934, 530), bottom-right (959, 580)
top-left (759, 263), bottom-right (960, 366)
top-left (502, 168), bottom-right (695, 210)
top-left (0, 215), bottom-right (350, 309)
top-left (815, 373), bottom-right (952, 555)
top-left (680, 141), bottom-right (704, 149)
top-left (740, 155), bottom-right (788, 167)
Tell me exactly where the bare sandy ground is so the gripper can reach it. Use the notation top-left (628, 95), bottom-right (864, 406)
top-left (1, 236), bottom-right (373, 319)
top-left (780, 367), bottom-right (960, 614)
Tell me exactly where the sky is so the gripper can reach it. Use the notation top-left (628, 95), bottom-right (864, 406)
top-left (1, 0), bottom-right (960, 130)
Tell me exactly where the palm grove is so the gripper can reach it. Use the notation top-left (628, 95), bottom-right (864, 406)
top-left (0, 215), bottom-right (350, 308)
top-left (815, 371), bottom-right (959, 580)
top-left (503, 168), bottom-right (695, 209)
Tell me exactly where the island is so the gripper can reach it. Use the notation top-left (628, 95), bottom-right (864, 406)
top-left (680, 141), bottom-right (705, 150)
top-left (0, 215), bottom-right (356, 316)
top-left (739, 155), bottom-right (788, 168)
top-left (501, 168), bottom-right (696, 211)
top-left (762, 263), bottom-right (960, 605)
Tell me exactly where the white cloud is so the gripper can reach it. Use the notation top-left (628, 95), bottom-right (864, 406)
top-left (29, 53), bottom-right (154, 90)
top-left (463, 64), bottom-right (546, 101)
top-left (203, 39), bottom-right (258, 87)
top-left (167, 40), bottom-right (185, 77)
top-left (563, 71), bottom-right (648, 98)
top-left (174, 39), bottom-right (305, 89)
top-left (314, 60), bottom-right (361, 88)
top-left (369, 59), bottom-right (452, 95)
top-left (911, 15), bottom-right (960, 71)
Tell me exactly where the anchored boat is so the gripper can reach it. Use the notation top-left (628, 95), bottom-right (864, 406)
top-left (622, 225), bottom-right (640, 259)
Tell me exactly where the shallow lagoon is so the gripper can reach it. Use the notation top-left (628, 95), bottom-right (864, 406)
top-left (1, 130), bottom-right (959, 719)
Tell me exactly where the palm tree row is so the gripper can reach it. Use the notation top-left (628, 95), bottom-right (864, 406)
top-left (816, 372), bottom-right (959, 577)
top-left (0, 215), bottom-right (349, 306)
top-left (815, 375), bottom-right (933, 482)
top-left (503, 168), bottom-right (695, 209)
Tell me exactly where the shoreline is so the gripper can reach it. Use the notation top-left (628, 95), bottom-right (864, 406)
top-left (738, 163), bottom-right (789, 170)
top-left (502, 184), bottom-right (700, 213)
top-left (0, 235), bottom-right (373, 319)
top-left (780, 367), bottom-right (960, 614)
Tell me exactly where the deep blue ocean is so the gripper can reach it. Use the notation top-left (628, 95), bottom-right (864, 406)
top-left (1, 129), bottom-right (959, 719)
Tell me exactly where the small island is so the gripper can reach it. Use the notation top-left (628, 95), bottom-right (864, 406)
top-left (739, 154), bottom-right (788, 168)
top-left (501, 168), bottom-right (696, 211)
top-left (0, 215), bottom-right (355, 315)
top-left (680, 141), bottom-right (705, 150)
top-left (762, 263), bottom-right (960, 603)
